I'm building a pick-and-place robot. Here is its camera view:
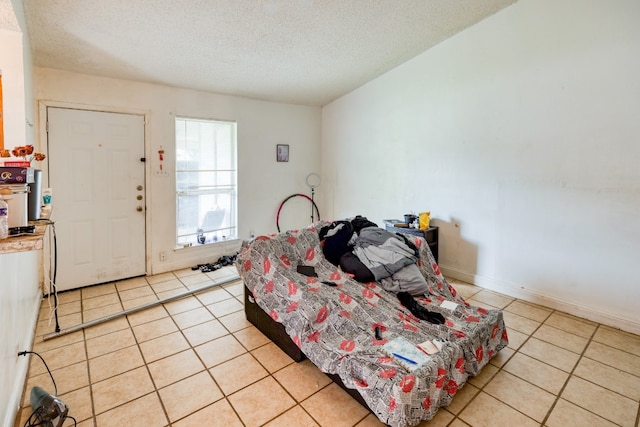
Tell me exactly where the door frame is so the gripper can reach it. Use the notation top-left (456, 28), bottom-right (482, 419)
top-left (38, 100), bottom-right (152, 279)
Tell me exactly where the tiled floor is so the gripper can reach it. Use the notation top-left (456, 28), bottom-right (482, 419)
top-left (16, 266), bottom-right (640, 427)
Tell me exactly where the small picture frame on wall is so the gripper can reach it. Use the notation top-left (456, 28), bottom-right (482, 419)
top-left (276, 144), bottom-right (289, 162)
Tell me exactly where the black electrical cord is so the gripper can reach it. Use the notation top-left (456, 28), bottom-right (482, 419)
top-left (19, 350), bottom-right (76, 427)
top-left (18, 351), bottom-right (57, 395)
top-left (276, 193), bottom-right (320, 233)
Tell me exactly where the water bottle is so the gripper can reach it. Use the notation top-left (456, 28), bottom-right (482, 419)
top-left (0, 198), bottom-right (8, 239)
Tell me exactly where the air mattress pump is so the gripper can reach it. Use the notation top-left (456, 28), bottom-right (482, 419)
top-left (27, 386), bottom-right (68, 427)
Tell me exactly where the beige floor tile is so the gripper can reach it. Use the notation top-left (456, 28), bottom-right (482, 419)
top-left (89, 345), bottom-right (144, 383)
top-left (172, 306), bottom-right (215, 329)
top-left (22, 360), bottom-right (89, 407)
top-left (505, 328), bottom-right (528, 350)
top-left (36, 312), bottom-right (82, 336)
top-left (121, 294), bottom-right (159, 310)
top-left (504, 300), bottom-right (552, 322)
top-left (224, 281), bottom-right (244, 297)
top-left (58, 385), bottom-right (94, 423)
top-left (413, 408), bottom-right (455, 426)
top-left (195, 334), bottom-right (247, 368)
top-left (148, 349), bottom-right (205, 388)
top-left (593, 325), bottom-right (640, 357)
top-left (447, 419), bottom-right (470, 427)
top-left (519, 338), bottom-right (580, 372)
top-left (57, 289), bottom-right (81, 304)
top-left (82, 283), bottom-right (117, 299)
top-left (86, 328), bottom-right (136, 359)
top-left (445, 383), bottom-right (479, 415)
top-left (503, 352), bottom-right (569, 395)
top-left (484, 370), bottom-right (555, 422)
top-left (450, 282), bottom-right (481, 300)
top-left (91, 366), bottom-right (155, 415)
top-left (502, 311), bottom-right (540, 335)
top-left (132, 316), bottom-right (178, 343)
top-left (158, 371), bottom-right (223, 423)
top-left (251, 342), bottom-right (295, 373)
top-left (95, 392), bottom-right (168, 427)
top-left (584, 341), bottom-right (640, 377)
top-left (83, 316), bottom-right (130, 340)
top-left (182, 318), bottom-right (229, 346)
top-left (196, 287), bottom-right (234, 305)
top-left (126, 305), bottom-right (168, 327)
top-left (532, 324), bottom-right (589, 354)
top-left (233, 325), bottom-right (271, 350)
top-left (32, 329), bottom-right (84, 354)
top-left (82, 293), bottom-right (120, 311)
top-left (156, 287), bottom-right (193, 300)
top-left (489, 346), bottom-right (514, 368)
top-left (574, 356), bottom-right (640, 400)
top-left (115, 276), bottom-right (149, 292)
top-left (301, 383), bottom-right (369, 427)
top-left (173, 398), bottom-right (243, 427)
top-left (118, 285), bottom-right (155, 301)
top-left (207, 267), bottom-right (239, 282)
top-left (544, 312), bottom-right (597, 339)
top-left (545, 398), bottom-right (618, 427)
top-left (264, 405), bottom-right (320, 427)
top-left (273, 359), bottom-right (332, 401)
top-left (150, 277), bottom-right (185, 293)
top-left (28, 341), bottom-right (86, 376)
top-left (40, 299), bottom-right (80, 320)
top-left (561, 376), bottom-right (638, 426)
top-left (467, 290), bottom-right (514, 309)
top-left (163, 295), bottom-right (203, 315)
top-left (467, 363), bottom-right (498, 388)
top-left (138, 331), bottom-right (190, 363)
top-left (83, 302), bottom-right (124, 323)
top-left (210, 353), bottom-right (269, 394)
top-left (178, 273), bottom-right (213, 287)
top-left (218, 310), bottom-right (252, 332)
top-left (229, 376), bottom-right (296, 427)
top-left (459, 391), bottom-right (538, 427)
top-left (146, 271), bottom-right (176, 285)
top-left (465, 298), bottom-right (500, 311)
top-left (174, 267), bottom-right (203, 278)
top-left (207, 298), bottom-right (244, 317)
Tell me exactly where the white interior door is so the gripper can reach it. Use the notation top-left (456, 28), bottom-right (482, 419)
top-left (47, 107), bottom-right (146, 291)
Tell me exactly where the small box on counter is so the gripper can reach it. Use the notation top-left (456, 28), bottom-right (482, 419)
top-left (0, 167), bottom-right (35, 184)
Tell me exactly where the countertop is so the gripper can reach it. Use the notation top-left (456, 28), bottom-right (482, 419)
top-left (0, 221), bottom-right (51, 254)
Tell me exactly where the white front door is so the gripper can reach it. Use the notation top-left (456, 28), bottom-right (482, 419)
top-left (47, 107), bottom-right (146, 291)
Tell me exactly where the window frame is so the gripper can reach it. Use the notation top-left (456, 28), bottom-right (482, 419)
top-left (174, 116), bottom-right (238, 247)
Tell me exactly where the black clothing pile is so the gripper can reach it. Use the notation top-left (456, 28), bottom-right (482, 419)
top-left (397, 292), bottom-right (446, 325)
top-left (192, 253), bottom-right (238, 272)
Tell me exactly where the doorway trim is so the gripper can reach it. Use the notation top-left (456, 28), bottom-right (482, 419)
top-left (38, 100), bottom-right (153, 280)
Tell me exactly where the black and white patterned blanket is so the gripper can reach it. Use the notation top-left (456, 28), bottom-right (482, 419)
top-left (236, 222), bottom-right (508, 426)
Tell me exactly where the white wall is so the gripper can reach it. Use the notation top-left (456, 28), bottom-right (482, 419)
top-left (35, 68), bottom-right (321, 274)
top-left (322, 0), bottom-right (640, 334)
top-left (1, 3), bottom-right (40, 425)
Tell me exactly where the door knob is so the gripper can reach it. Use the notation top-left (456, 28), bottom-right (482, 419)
top-left (136, 206), bottom-right (143, 212)
top-left (137, 185), bottom-right (143, 191)
top-left (136, 195), bottom-right (143, 200)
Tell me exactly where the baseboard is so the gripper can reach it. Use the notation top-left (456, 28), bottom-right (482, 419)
top-left (440, 266), bottom-right (640, 336)
top-left (5, 297), bottom-right (41, 427)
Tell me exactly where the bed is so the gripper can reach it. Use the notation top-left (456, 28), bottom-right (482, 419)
top-left (236, 221), bottom-right (508, 426)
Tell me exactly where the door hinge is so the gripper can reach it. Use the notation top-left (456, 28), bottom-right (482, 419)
top-left (46, 121), bottom-right (49, 133)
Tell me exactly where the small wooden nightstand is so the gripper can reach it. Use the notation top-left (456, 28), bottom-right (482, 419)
top-left (384, 224), bottom-right (439, 263)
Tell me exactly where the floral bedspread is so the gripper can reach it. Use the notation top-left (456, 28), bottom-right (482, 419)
top-left (236, 222), bottom-right (508, 427)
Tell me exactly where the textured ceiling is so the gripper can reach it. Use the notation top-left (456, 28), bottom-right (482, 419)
top-left (22, 0), bottom-right (516, 106)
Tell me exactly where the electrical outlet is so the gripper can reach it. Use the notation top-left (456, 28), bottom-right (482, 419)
top-left (159, 251), bottom-right (167, 262)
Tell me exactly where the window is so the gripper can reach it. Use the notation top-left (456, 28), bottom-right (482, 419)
top-left (175, 117), bottom-right (237, 246)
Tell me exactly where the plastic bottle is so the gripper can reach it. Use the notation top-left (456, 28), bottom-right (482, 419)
top-left (0, 198), bottom-right (8, 239)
